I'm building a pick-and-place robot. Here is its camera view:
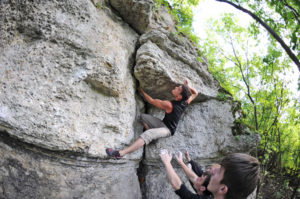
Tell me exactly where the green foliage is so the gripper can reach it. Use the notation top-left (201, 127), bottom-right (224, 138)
top-left (177, 26), bottom-right (200, 44)
top-left (154, 0), bottom-right (201, 45)
top-left (216, 92), bottom-right (230, 101)
top-left (275, 191), bottom-right (283, 199)
top-left (154, 0), bottom-right (169, 11)
top-left (96, 2), bottom-right (102, 9)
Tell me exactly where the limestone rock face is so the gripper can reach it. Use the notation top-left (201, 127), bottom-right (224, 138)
top-left (0, 0), bottom-right (139, 158)
top-left (0, 0), bottom-right (258, 198)
top-left (0, 132), bottom-right (141, 199)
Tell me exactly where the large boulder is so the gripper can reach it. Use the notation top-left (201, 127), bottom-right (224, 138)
top-left (0, 0), bottom-right (142, 198)
top-left (135, 29), bottom-right (220, 101)
top-left (0, 0), bottom-right (259, 198)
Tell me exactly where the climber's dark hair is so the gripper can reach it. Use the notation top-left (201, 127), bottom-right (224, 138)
top-left (180, 84), bottom-right (191, 101)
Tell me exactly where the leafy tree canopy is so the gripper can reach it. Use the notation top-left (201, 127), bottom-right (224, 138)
top-left (216, 0), bottom-right (300, 69)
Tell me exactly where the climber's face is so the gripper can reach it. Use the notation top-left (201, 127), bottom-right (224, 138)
top-left (171, 85), bottom-right (183, 100)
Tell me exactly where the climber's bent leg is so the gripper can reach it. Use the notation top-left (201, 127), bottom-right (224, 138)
top-left (140, 114), bottom-right (166, 129)
top-left (139, 127), bottom-right (171, 145)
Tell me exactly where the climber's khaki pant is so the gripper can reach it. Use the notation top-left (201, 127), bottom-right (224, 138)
top-left (139, 114), bottom-right (171, 145)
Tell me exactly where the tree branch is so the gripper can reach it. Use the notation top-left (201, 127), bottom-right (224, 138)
top-left (245, 38), bottom-right (250, 82)
top-left (282, 0), bottom-right (300, 23)
top-left (232, 84), bottom-right (247, 94)
top-left (229, 34), bottom-right (259, 130)
top-left (217, 48), bottom-right (236, 64)
top-left (216, 0), bottom-right (300, 70)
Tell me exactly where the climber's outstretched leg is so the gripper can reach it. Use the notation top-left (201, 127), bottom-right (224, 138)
top-left (106, 137), bottom-right (145, 159)
top-left (106, 127), bottom-right (170, 159)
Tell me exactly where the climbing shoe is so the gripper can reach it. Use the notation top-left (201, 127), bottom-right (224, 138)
top-left (106, 148), bottom-right (122, 159)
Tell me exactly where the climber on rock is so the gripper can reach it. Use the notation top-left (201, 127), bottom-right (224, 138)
top-left (160, 149), bottom-right (260, 199)
top-left (106, 80), bottom-right (198, 159)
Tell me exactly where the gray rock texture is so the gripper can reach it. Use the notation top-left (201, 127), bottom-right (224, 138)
top-left (144, 100), bottom-right (259, 164)
top-left (135, 29), bottom-right (220, 101)
top-left (109, 0), bottom-right (177, 34)
top-left (0, 0), bottom-right (258, 198)
top-left (0, 132), bottom-right (141, 199)
top-left (0, 0), bottom-right (139, 158)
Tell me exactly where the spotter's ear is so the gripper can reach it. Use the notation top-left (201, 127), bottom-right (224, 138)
top-left (219, 184), bottom-right (228, 195)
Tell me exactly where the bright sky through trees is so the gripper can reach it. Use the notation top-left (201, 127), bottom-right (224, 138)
top-left (193, 0), bottom-right (251, 37)
top-left (192, 0), bottom-right (299, 98)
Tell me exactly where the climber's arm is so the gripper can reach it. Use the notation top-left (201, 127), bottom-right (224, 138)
top-left (139, 88), bottom-right (172, 113)
top-left (160, 150), bottom-right (182, 190)
top-left (184, 80), bottom-right (198, 104)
